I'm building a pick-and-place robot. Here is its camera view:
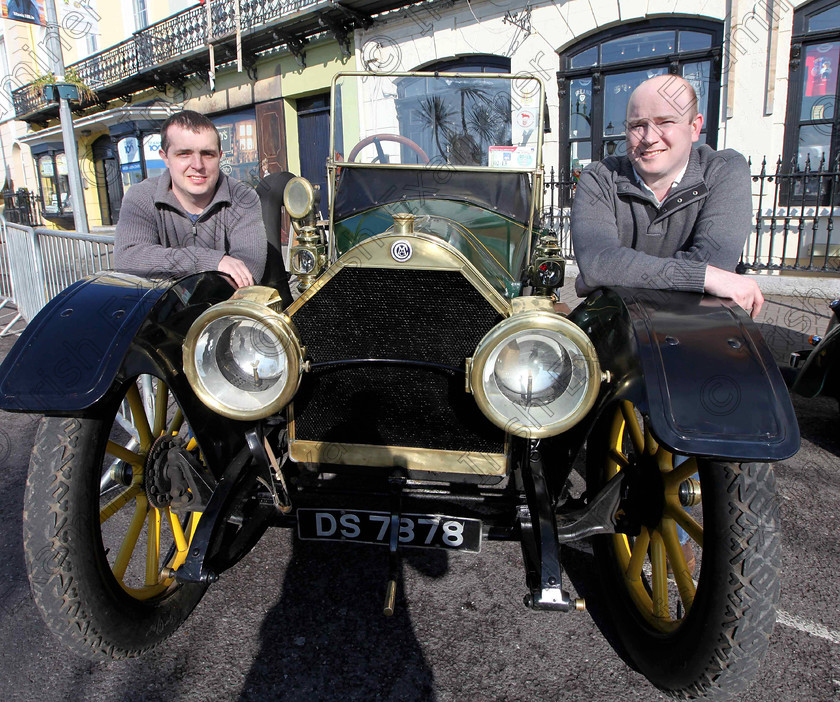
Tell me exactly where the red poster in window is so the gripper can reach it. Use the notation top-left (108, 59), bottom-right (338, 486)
top-left (806, 44), bottom-right (840, 97)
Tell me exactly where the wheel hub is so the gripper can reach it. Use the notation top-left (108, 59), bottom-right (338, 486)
top-left (145, 435), bottom-right (179, 509)
top-left (621, 456), bottom-right (665, 530)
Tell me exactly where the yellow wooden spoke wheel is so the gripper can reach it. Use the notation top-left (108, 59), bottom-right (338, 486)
top-left (99, 376), bottom-right (202, 600)
top-left (23, 375), bottom-right (208, 660)
top-left (603, 400), bottom-right (702, 632)
top-left (586, 400), bottom-right (781, 698)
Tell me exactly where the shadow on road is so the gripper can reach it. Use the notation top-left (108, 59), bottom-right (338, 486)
top-left (239, 538), bottom-right (448, 702)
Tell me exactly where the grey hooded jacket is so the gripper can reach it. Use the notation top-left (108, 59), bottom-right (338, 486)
top-left (114, 171), bottom-right (266, 281)
top-left (571, 144), bottom-right (752, 296)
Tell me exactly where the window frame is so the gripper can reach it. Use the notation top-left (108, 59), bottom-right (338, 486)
top-left (783, 0), bottom-right (840, 185)
top-left (556, 18), bottom-right (723, 176)
top-left (35, 151), bottom-right (73, 219)
top-left (133, 0), bottom-right (148, 30)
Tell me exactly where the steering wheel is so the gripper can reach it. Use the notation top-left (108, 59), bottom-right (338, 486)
top-left (347, 134), bottom-right (430, 164)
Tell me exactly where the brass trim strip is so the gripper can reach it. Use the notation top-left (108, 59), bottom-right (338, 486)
top-left (289, 439), bottom-right (507, 476)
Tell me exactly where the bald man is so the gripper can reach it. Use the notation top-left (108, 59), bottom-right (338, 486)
top-left (571, 75), bottom-right (763, 317)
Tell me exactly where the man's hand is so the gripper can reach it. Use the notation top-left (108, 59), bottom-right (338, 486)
top-left (703, 265), bottom-right (764, 318)
top-left (218, 255), bottom-right (255, 289)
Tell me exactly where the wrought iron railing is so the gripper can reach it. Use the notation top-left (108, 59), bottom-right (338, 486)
top-left (12, 0), bottom-right (328, 119)
top-left (2, 189), bottom-right (41, 227)
top-left (73, 39), bottom-right (138, 91)
top-left (11, 84), bottom-right (48, 118)
top-left (541, 167), bottom-right (577, 259)
top-left (744, 156), bottom-right (840, 273)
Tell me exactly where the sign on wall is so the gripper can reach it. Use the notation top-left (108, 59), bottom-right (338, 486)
top-left (1, 0), bottom-right (45, 26)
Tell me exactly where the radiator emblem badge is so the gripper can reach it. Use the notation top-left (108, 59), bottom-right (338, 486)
top-left (391, 240), bottom-right (413, 262)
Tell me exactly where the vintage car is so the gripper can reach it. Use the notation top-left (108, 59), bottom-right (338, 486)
top-left (0, 72), bottom-right (799, 699)
top-left (788, 299), bottom-right (840, 407)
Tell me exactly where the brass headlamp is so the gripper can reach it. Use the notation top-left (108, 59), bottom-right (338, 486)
top-left (284, 177), bottom-right (326, 292)
top-left (183, 286), bottom-right (304, 420)
top-left (467, 297), bottom-right (601, 438)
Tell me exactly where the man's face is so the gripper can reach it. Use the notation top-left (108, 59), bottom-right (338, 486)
top-left (625, 82), bottom-right (702, 186)
top-left (159, 125), bottom-right (221, 207)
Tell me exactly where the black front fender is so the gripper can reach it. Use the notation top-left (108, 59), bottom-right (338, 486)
top-left (0, 271), bottom-right (235, 414)
top-left (570, 287), bottom-right (799, 462)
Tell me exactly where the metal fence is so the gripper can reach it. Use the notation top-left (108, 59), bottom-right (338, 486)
top-left (0, 220), bottom-right (22, 335)
top-left (742, 156), bottom-right (840, 273)
top-left (541, 167), bottom-right (576, 259)
top-left (0, 220), bottom-right (114, 336)
top-left (2, 189), bottom-right (41, 227)
top-left (542, 159), bottom-right (840, 274)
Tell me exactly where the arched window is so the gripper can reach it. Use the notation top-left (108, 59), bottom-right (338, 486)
top-left (784, 0), bottom-right (840, 176)
top-left (397, 55), bottom-right (512, 164)
top-left (557, 19), bottom-right (723, 175)
top-left (413, 54), bottom-right (511, 73)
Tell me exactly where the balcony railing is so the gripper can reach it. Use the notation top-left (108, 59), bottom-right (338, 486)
top-left (12, 0), bottom-right (377, 120)
top-left (73, 39), bottom-right (138, 92)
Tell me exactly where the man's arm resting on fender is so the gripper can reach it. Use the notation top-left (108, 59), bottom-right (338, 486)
top-left (704, 265), bottom-right (764, 318)
top-left (218, 255), bottom-right (254, 288)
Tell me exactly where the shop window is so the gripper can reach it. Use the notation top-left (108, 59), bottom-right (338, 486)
top-left (783, 0), bottom-right (840, 202)
top-left (558, 20), bottom-right (723, 176)
top-left (116, 131), bottom-right (166, 191)
top-left (37, 153), bottom-right (73, 217)
top-left (212, 108), bottom-right (259, 187)
top-left (143, 133), bottom-right (166, 180)
top-left (118, 136), bottom-right (144, 191)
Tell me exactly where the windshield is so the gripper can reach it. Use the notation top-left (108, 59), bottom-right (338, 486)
top-left (332, 73), bottom-right (544, 170)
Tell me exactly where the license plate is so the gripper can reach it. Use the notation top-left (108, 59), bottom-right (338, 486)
top-left (297, 509), bottom-right (482, 553)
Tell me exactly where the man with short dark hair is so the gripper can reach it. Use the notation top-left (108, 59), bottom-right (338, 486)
top-left (571, 74), bottom-right (763, 317)
top-left (114, 110), bottom-right (265, 288)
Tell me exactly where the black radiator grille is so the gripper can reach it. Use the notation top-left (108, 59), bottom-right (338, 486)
top-left (291, 267), bottom-right (505, 454)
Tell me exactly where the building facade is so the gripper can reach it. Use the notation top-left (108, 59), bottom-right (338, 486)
top-left (3, 0), bottom-right (840, 269)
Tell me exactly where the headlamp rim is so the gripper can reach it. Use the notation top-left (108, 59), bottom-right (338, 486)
top-left (470, 309), bottom-right (601, 438)
top-left (283, 176), bottom-right (316, 219)
top-left (183, 299), bottom-right (303, 420)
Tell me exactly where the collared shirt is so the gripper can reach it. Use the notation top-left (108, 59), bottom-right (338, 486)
top-left (632, 159), bottom-right (690, 206)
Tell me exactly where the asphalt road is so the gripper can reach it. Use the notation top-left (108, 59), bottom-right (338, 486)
top-left (0, 295), bottom-right (838, 702)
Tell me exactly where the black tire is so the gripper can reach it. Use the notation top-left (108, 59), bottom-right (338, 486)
top-left (586, 400), bottom-right (781, 700)
top-left (23, 377), bottom-right (207, 660)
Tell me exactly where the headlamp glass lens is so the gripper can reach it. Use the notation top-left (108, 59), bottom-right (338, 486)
top-left (482, 329), bottom-right (591, 432)
top-left (194, 315), bottom-right (290, 411)
top-left (493, 335), bottom-right (571, 406)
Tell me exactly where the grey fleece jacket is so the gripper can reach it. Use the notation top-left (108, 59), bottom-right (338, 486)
top-left (114, 171), bottom-right (266, 281)
top-left (571, 144), bottom-right (751, 296)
